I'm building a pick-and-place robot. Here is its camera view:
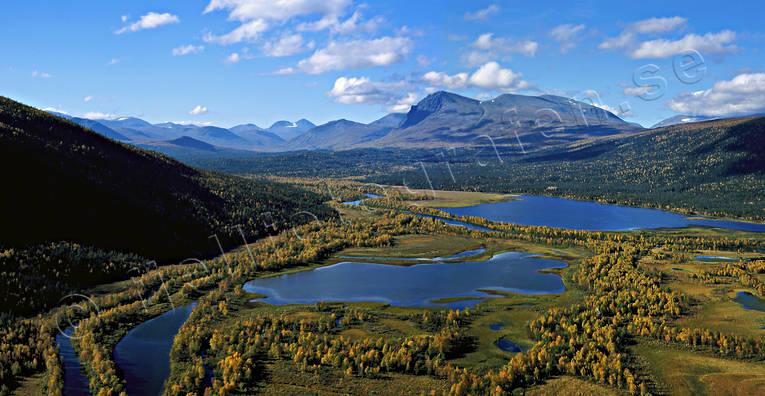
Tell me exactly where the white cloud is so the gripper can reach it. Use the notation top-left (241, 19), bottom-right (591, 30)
top-left (262, 33), bottom-right (310, 57)
top-left (172, 45), bottom-right (205, 56)
top-left (598, 16), bottom-right (735, 59)
top-left (298, 10), bottom-right (383, 35)
top-left (387, 92), bottom-right (419, 113)
top-left (115, 12), bottom-right (179, 34)
top-left (107, 58), bottom-right (120, 65)
top-left (203, 0), bottom-right (352, 45)
top-left (468, 61), bottom-right (531, 92)
top-left (464, 4), bottom-right (499, 21)
top-left (667, 73), bottom-right (765, 116)
top-left (121, 15), bottom-right (128, 23)
top-left (422, 71), bottom-right (469, 90)
top-left (83, 96), bottom-right (93, 103)
top-left (43, 107), bottom-right (68, 114)
top-left (326, 76), bottom-right (416, 112)
top-left (590, 102), bottom-right (621, 116)
top-left (32, 70), bottom-right (52, 78)
top-left (204, 19), bottom-right (269, 45)
top-left (423, 62), bottom-right (532, 93)
top-left (296, 36), bottom-right (412, 74)
top-left (327, 76), bottom-right (405, 104)
top-left (472, 33), bottom-right (538, 57)
top-left (189, 105), bottom-right (208, 115)
top-left (224, 52), bottom-right (241, 64)
top-left (549, 24), bottom-right (586, 53)
top-left (598, 32), bottom-right (635, 51)
top-left (203, 0), bottom-right (349, 22)
top-left (630, 30), bottom-right (736, 59)
top-left (475, 92), bottom-right (493, 100)
top-left (463, 50), bottom-right (491, 66)
top-left (273, 66), bottom-right (296, 75)
top-left (623, 86), bottom-right (652, 96)
top-left (632, 16), bottom-right (686, 34)
top-left (84, 112), bottom-right (119, 119)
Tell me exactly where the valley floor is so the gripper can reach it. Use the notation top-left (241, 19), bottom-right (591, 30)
top-left (4, 184), bottom-right (765, 396)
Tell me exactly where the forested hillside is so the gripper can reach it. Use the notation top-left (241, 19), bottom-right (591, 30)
top-left (190, 117), bottom-right (764, 220)
top-left (0, 96), bottom-right (335, 315)
top-left (371, 117), bottom-right (765, 220)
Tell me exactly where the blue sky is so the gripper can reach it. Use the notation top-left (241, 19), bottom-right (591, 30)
top-left (1, 0), bottom-right (764, 128)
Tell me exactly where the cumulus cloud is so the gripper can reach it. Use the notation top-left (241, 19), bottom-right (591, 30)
top-left (422, 71), bottom-right (469, 90)
top-left (107, 58), bottom-right (120, 66)
top-left (83, 96), bottom-right (93, 103)
top-left (667, 73), bottom-right (765, 116)
top-left (224, 53), bottom-right (241, 64)
top-left (298, 10), bottom-right (383, 35)
top-left (549, 24), bottom-right (586, 53)
top-left (203, 0), bottom-right (349, 22)
top-left (261, 33), bottom-right (312, 57)
top-left (598, 16), bottom-right (735, 59)
top-left (423, 62), bottom-right (532, 93)
top-left (203, 0), bottom-right (351, 45)
top-left (204, 19), bottom-right (269, 45)
top-left (388, 92), bottom-right (420, 113)
top-left (630, 30), bottom-right (736, 59)
top-left (326, 76), bottom-right (417, 112)
top-left (327, 76), bottom-right (403, 104)
top-left (115, 12), bottom-right (179, 34)
top-left (464, 33), bottom-right (537, 66)
top-left (598, 32), bottom-right (635, 51)
top-left (464, 4), bottom-right (499, 21)
top-left (632, 16), bottom-right (686, 34)
top-left (296, 36), bottom-right (412, 74)
top-left (172, 45), bottom-right (204, 56)
top-left (188, 105), bottom-right (208, 115)
top-left (472, 33), bottom-right (538, 57)
top-left (468, 61), bottom-right (531, 91)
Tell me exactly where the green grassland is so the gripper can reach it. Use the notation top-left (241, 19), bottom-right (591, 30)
top-left (633, 341), bottom-right (765, 396)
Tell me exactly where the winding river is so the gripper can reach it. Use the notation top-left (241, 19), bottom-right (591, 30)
top-left (55, 328), bottom-right (91, 396)
top-left (113, 303), bottom-right (197, 396)
top-left (57, 192), bottom-right (763, 395)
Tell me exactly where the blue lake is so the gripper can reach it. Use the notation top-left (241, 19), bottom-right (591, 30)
top-left (496, 338), bottom-right (524, 353)
top-left (114, 303), bottom-right (196, 396)
top-left (243, 252), bottom-right (567, 309)
top-left (734, 292), bottom-right (765, 312)
top-left (439, 195), bottom-right (765, 232)
top-left (340, 248), bottom-right (486, 262)
top-left (55, 327), bottom-right (91, 396)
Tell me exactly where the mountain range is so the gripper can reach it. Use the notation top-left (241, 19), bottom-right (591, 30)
top-left (50, 91), bottom-right (654, 155)
top-left (51, 91), bottom-right (737, 156)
